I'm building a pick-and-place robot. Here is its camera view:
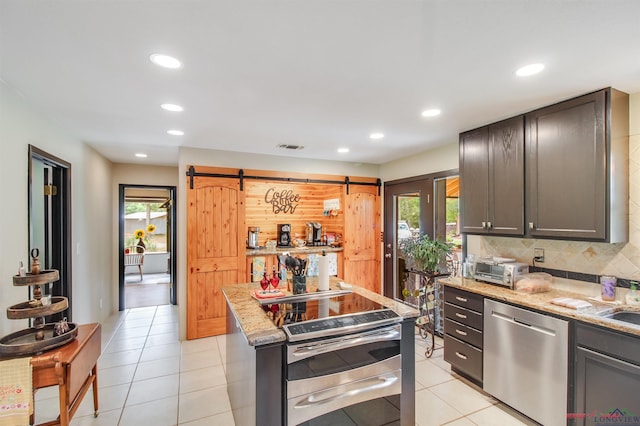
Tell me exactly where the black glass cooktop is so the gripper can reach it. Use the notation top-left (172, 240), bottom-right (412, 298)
top-left (261, 291), bottom-right (401, 341)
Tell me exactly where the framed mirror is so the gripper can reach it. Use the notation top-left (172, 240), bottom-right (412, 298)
top-left (28, 145), bottom-right (72, 321)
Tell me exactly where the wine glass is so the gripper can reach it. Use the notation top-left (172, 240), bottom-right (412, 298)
top-left (270, 268), bottom-right (280, 292)
top-left (260, 272), bottom-right (269, 293)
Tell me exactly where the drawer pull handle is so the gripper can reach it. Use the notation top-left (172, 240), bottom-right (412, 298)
top-left (455, 351), bottom-right (467, 360)
top-left (455, 329), bottom-right (468, 336)
top-left (455, 296), bottom-right (468, 303)
top-left (455, 313), bottom-right (467, 319)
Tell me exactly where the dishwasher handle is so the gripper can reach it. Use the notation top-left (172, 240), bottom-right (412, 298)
top-left (490, 310), bottom-right (557, 336)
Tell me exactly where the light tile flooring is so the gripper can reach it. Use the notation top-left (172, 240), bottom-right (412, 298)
top-left (34, 305), bottom-right (538, 426)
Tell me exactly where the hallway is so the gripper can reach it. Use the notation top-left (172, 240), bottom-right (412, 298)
top-left (33, 305), bottom-right (537, 425)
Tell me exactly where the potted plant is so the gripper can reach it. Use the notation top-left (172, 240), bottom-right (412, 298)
top-left (399, 234), bottom-right (453, 275)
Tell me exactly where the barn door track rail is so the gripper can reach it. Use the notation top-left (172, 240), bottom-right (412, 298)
top-left (186, 166), bottom-right (381, 195)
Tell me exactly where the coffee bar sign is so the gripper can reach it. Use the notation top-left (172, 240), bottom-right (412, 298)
top-left (265, 187), bottom-right (300, 214)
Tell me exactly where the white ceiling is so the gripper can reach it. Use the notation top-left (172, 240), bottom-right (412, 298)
top-left (2, 1), bottom-right (640, 167)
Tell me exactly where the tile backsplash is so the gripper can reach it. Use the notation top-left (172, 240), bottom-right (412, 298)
top-left (467, 131), bottom-right (640, 286)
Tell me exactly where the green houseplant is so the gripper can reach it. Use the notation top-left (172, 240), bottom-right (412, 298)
top-left (399, 234), bottom-right (453, 274)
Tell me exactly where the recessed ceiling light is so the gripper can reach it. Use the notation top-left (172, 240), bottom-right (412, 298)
top-left (370, 133), bottom-right (384, 140)
top-left (516, 63), bottom-right (544, 77)
top-left (135, 153), bottom-right (148, 158)
top-left (160, 103), bottom-right (183, 112)
top-left (150, 54), bottom-right (181, 69)
top-left (167, 129), bottom-right (184, 136)
top-left (421, 109), bottom-right (441, 117)
top-left (337, 148), bottom-right (350, 153)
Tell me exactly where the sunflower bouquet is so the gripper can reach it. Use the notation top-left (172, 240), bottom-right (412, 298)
top-left (132, 224), bottom-right (156, 252)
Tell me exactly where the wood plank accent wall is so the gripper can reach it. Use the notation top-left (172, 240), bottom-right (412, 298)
top-left (245, 181), bottom-right (344, 245)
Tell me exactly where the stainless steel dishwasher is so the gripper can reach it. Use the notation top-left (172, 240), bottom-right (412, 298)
top-left (484, 299), bottom-right (568, 426)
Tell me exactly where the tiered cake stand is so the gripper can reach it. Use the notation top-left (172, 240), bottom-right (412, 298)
top-left (0, 269), bottom-right (77, 357)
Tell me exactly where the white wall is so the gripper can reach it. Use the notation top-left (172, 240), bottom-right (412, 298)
top-left (379, 142), bottom-right (459, 182)
top-left (0, 81), bottom-right (114, 336)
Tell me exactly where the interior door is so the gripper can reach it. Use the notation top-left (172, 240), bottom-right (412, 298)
top-left (187, 175), bottom-right (246, 339)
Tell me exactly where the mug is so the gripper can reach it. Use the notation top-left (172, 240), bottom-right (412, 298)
top-left (294, 239), bottom-right (306, 247)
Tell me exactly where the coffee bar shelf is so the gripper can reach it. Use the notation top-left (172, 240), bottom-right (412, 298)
top-left (245, 246), bottom-right (344, 283)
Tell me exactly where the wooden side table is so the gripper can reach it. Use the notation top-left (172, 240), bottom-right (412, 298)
top-left (31, 323), bottom-right (101, 426)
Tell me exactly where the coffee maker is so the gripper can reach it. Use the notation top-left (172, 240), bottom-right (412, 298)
top-left (306, 222), bottom-right (323, 245)
top-left (277, 224), bottom-right (291, 247)
top-left (247, 226), bottom-right (260, 248)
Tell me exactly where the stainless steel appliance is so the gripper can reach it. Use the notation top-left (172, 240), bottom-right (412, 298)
top-left (306, 222), bottom-right (323, 246)
top-left (258, 291), bottom-right (404, 425)
top-left (278, 223), bottom-right (292, 247)
top-left (247, 226), bottom-right (260, 248)
top-left (473, 257), bottom-right (528, 288)
top-left (484, 299), bottom-right (568, 426)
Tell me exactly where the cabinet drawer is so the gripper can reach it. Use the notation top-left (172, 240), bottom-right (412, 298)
top-left (444, 318), bottom-right (482, 348)
top-left (445, 287), bottom-right (483, 313)
top-left (444, 302), bottom-right (483, 330)
top-left (444, 335), bottom-right (482, 383)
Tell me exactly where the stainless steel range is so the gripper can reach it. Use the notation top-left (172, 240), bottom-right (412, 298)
top-left (257, 290), bottom-right (404, 425)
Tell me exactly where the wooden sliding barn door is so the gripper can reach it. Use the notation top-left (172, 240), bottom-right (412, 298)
top-left (343, 185), bottom-right (381, 293)
top-left (187, 175), bottom-right (246, 339)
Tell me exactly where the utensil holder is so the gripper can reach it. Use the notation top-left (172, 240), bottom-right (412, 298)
top-left (293, 276), bottom-right (306, 294)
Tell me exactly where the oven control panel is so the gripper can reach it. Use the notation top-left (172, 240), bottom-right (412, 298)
top-left (283, 309), bottom-right (400, 341)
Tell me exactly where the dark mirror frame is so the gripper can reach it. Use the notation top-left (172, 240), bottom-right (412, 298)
top-left (28, 145), bottom-right (72, 320)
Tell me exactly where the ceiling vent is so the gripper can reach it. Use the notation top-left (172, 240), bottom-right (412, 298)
top-left (277, 144), bottom-right (304, 150)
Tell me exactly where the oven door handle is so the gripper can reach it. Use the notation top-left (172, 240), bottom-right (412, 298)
top-left (291, 327), bottom-right (400, 359)
top-left (294, 374), bottom-right (399, 409)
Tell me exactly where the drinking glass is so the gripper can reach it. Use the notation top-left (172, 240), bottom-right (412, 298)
top-left (600, 275), bottom-right (616, 301)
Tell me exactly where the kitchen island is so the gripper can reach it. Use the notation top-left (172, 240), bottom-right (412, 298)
top-left (223, 277), bottom-right (419, 426)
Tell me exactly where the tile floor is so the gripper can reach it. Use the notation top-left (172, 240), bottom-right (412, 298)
top-left (33, 305), bottom-right (539, 425)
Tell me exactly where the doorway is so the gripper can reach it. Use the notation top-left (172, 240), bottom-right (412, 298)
top-left (383, 170), bottom-right (459, 302)
top-left (118, 184), bottom-right (177, 310)
top-left (28, 145), bottom-right (72, 322)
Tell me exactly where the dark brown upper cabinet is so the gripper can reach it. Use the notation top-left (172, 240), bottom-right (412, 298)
top-left (460, 116), bottom-right (525, 236)
top-left (525, 88), bottom-right (629, 242)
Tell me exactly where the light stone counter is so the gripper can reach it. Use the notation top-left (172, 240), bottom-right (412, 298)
top-left (245, 246), bottom-right (343, 256)
top-left (441, 276), bottom-right (640, 337)
top-left (223, 276), bottom-right (419, 346)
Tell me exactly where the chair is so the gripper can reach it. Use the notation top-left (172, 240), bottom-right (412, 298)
top-left (124, 245), bottom-right (145, 281)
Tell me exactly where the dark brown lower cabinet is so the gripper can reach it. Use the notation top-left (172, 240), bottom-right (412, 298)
top-left (443, 287), bottom-right (483, 385)
top-left (573, 323), bottom-right (640, 424)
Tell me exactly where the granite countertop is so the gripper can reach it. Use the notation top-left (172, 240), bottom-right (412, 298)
top-left (223, 277), bottom-right (419, 347)
top-left (441, 276), bottom-right (640, 337)
top-left (245, 246), bottom-right (343, 256)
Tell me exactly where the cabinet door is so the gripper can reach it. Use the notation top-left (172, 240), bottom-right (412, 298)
top-left (459, 127), bottom-right (489, 233)
top-left (487, 116), bottom-right (524, 235)
top-left (574, 346), bottom-right (640, 424)
top-left (526, 90), bottom-right (606, 239)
